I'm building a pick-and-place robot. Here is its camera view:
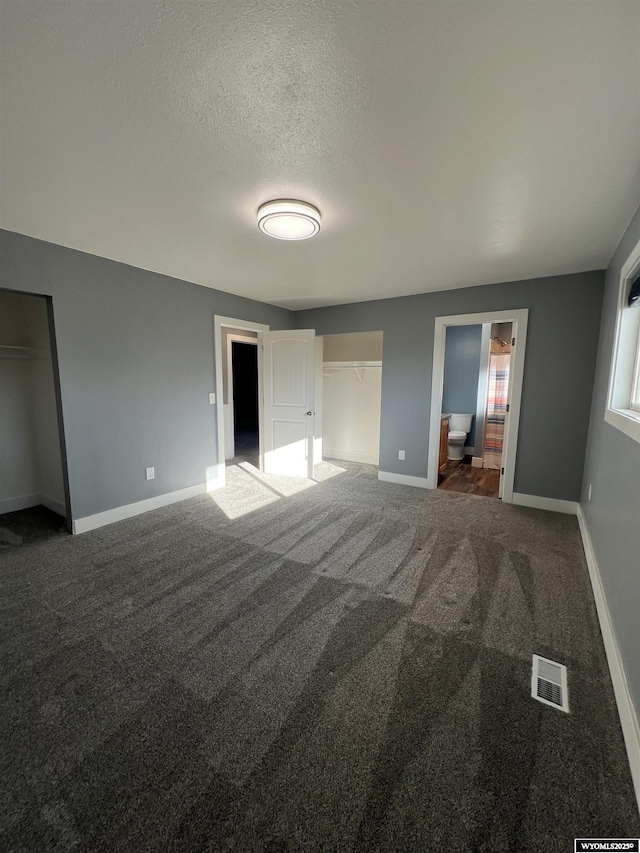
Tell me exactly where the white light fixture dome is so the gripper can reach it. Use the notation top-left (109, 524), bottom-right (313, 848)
top-left (257, 199), bottom-right (321, 240)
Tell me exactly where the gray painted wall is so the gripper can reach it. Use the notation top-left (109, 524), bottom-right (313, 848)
top-left (0, 228), bottom-right (607, 517)
top-left (0, 229), bottom-right (292, 521)
top-left (581, 202), bottom-right (640, 722)
top-left (295, 270), bottom-right (604, 500)
top-left (442, 324), bottom-right (482, 448)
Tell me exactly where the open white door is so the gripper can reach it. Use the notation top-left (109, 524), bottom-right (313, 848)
top-left (261, 329), bottom-right (316, 478)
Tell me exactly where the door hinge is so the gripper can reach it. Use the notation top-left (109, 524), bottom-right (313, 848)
top-left (512, 337), bottom-right (515, 346)
top-left (506, 403), bottom-right (510, 412)
top-left (501, 467), bottom-right (504, 475)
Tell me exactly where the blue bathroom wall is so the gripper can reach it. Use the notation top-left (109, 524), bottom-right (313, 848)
top-left (442, 324), bottom-right (483, 448)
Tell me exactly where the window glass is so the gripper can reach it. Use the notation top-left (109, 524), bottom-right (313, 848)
top-left (605, 238), bottom-right (640, 443)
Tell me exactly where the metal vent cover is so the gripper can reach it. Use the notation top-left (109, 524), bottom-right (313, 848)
top-left (531, 655), bottom-right (569, 713)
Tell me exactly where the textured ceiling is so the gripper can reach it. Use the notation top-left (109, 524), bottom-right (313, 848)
top-left (1, 0), bottom-right (639, 309)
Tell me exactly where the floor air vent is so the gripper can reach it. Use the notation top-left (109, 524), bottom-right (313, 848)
top-left (531, 655), bottom-right (569, 712)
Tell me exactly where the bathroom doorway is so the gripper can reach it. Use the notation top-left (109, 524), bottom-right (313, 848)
top-left (437, 322), bottom-right (513, 498)
top-left (427, 309), bottom-right (528, 503)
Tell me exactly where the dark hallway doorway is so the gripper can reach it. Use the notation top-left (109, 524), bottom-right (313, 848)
top-left (231, 341), bottom-right (259, 465)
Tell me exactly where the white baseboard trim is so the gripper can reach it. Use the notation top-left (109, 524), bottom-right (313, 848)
top-left (511, 492), bottom-right (578, 515)
top-left (378, 470), bottom-right (431, 489)
top-left (471, 457), bottom-right (484, 468)
top-left (324, 449), bottom-right (379, 466)
top-left (39, 494), bottom-right (66, 517)
top-left (72, 483), bottom-right (207, 535)
top-left (577, 505), bottom-right (640, 813)
top-left (0, 493), bottom-right (40, 514)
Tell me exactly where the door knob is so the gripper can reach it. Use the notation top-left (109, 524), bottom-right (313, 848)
top-left (306, 411), bottom-right (313, 416)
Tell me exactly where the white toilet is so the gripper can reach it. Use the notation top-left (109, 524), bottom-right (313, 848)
top-left (447, 413), bottom-right (473, 460)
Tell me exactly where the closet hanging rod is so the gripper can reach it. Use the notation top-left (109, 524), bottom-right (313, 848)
top-left (322, 366), bottom-right (367, 380)
top-left (0, 345), bottom-right (39, 360)
top-left (491, 336), bottom-right (510, 349)
top-left (322, 361), bottom-right (382, 368)
top-left (322, 361), bottom-right (382, 381)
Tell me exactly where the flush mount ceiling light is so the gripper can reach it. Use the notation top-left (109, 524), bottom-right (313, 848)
top-left (257, 199), bottom-right (321, 240)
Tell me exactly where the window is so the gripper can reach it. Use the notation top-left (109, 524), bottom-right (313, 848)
top-left (632, 324), bottom-right (640, 413)
top-left (605, 238), bottom-right (640, 444)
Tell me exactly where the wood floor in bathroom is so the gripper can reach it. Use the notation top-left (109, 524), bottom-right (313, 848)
top-left (438, 456), bottom-right (500, 498)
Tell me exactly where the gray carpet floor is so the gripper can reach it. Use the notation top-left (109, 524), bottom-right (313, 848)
top-left (1, 459), bottom-right (638, 852)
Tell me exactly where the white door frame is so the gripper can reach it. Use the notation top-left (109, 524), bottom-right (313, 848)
top-left (213, 315), bottom-right (269, 491)
top-left (427, 308), bottom-right (529, 502)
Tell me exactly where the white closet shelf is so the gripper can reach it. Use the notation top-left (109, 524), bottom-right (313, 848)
top-left (323, 361), bottom-right (382, 368)
top-left (322, 361), bottom-right (382, 380)
top-left (0, 344), bottom-right (47, 360)
top-left (0, 345), bottom-right (38, 360)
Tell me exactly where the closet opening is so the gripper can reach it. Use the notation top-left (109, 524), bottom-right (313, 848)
top-left (0, 289), bottom-right (71, 547)
top-left (321, 331), bottom-right (383, 470)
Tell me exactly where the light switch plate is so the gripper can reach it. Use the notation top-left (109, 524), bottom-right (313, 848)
top-left (209, 392), bottom-right (215, 405)
top-left (145, 467), bottom-right (155, 480)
